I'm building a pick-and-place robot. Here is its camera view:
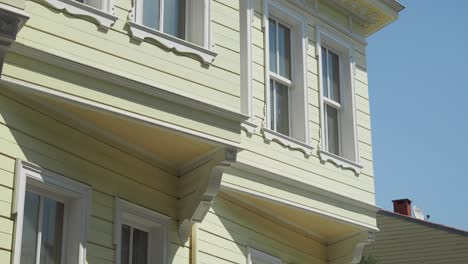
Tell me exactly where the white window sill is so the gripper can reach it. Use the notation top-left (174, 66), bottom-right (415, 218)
top-left (318, 149), bottom-right (363, 174)
top-left (41, 0), bottom-right (117, 29)
top-left (128, 22), bottom-right (217, 64)
top-left (262, 128), bottom-right (313, 156)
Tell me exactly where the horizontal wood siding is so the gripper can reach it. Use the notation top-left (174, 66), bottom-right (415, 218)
top-left (0, 89), bottom-right (189, 263)
top-left (364, 212), bottom-right (468, 264)
top-left (198, 195), bottom-right (327, 264)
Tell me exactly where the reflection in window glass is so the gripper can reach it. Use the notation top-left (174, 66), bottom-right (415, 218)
top-left (142, 0), bottom-right (160, 30)
top-left (20, 192), bottom-right (64, 264)
top-left (269, 18), bottom-right (277, 73)
top-left (278, 23), bottom-right (291, 79)
top-left (163, 0), bottom-right (186, 38)
top-left (326, 105), bottom-right (340, 155)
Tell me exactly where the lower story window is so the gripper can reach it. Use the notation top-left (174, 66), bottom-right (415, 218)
top-left (120, 224), bottom-right (149, 264)
top-left (21, 191), bottom-right (65, 264)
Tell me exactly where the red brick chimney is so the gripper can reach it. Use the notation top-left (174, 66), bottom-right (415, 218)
top-left (392, 199), bottom-right (412, 217)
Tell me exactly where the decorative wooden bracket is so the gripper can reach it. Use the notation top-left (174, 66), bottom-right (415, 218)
top-left (0, 3), bottom-right (29, 74)
top-left (328, 231), bottom-right (375, 264)
top-left (177, 147), bottom-right (237, 242)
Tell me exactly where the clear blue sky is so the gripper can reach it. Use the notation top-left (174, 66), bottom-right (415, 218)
top-left (367, 0), bottom-right (468, 230)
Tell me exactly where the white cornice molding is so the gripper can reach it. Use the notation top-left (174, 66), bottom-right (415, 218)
top-left (35, 0), bottom-right (117, 29)
top-left (127, 22), bottom-right (217, 64)
top-left (318, 150), bottom-right (363, 174)
top-left (9, 43), bottom-right (248, 123)
top-left (262, 128), bottom-right (313, 156)
top-left (0, 75), bottom-right (242, 149)
top-left (229, 161), bottom-right (378, 214)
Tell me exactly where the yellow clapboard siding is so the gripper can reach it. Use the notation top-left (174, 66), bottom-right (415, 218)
top-left (0, 249), bottom-right (11, 263)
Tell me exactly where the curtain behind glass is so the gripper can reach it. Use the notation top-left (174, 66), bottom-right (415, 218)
top-left (132, 228), bottom-right (148, 264)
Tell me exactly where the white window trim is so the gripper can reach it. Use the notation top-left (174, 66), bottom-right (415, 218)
top-left (114, 198), bottom-right (170, 264)
top-left (248, 248), bottom-right (282, 264)
top-left (12, 160), bottom-right (92, 264)
top-left (40, 0), bottom-right (117, 29)
top-left (262, 0), bottom-right (311, 155)
top-left (240, 0), bottom-right (257, 135)
top-left (128, 0), bottom-right (217, 64)
top-left (316, 27), bottom-right (362, 173)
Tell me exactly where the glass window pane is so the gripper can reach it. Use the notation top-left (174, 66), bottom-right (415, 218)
top-left (269, 79), bottom-right (276, 131)
top-left (143, 0), bottom-right (160, 30)
top-left (132, 228), bottom-right (148, 264)
top-left (121, 225), bottom-right (131, 264)
top-left (321, 47), bottom-right (329, 98)
top-left (276, 82), bottom-right (290, 136)
top-left (329, 50), bottom-right (341, 103)
top-left (326, 105), bottom-right (340, 155)
top-left (40, 197), bottom-right (64, 264)
top-left (163, 0), bottom-right (186, 39)
top-left (20, 192), bottom-right (40, 264)
top-left (268, 18), bottom-right (277, 73)
top-left (278, 23), bottom-right (291, 79)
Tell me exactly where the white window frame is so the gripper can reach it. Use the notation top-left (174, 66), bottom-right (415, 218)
top-left (114, 198), bottom-right (170, 264)
top-left (12, 160), bottom-right (92, 264)
top-left (248, 248), bottom-right (282, 264)
top-left (40, 0), bottom-right (117, 29)
top-left (317, 27), bottom-right (363, 173)
top-left (262, 0), bottom-right (312, 156)
top-left (128, 0), bottom-right (217, 64)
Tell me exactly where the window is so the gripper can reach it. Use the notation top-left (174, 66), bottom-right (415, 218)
top-left (129, 0), bottom-right (216, 63)
top-left (12, 161), bottom-right (92, 264)
top-left (269, 17), bottom-right (292, 136)
top-left (42, 0), bottom-right (117, 29)
top-left (248, 248), bottom-right (282, 264)
top-left (138, 0), bottom-right (186, 39)
top-left (114, 198), bottom-right (170, 264)
top-left (317, 29), bottom-right (362, 172)
top-left (262, 1), bottom-right (311, 155)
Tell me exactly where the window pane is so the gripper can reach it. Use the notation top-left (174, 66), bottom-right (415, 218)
top-left (20, 192), bottom-right (40, 264)
top-left (269, 79), bottom-right (276, 131)
top-left (326, 105), bottom-right (340, 155)
top-left (121, 225), bottom-right (131, 264)
top-left (329, 50), bottom-right (341, 102)
top-left (268, 18), bottom-right (277, 73)
top-left (321, 47), bottom-right (329, 98)
top-left (275, 82), bottom-right (290, 136)
top-left (40, 197), bottom-right (64, 264)
top-left (132, 228), bottom-right (148, 264)
top-left (278, 23), bottom-right (291, 79)
top-left (143, 0), bottom-right (160, 30)
top-left (163, 0), bottom-right (186, 39)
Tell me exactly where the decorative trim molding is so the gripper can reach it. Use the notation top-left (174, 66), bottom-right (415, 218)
top-left (262, 128), bottom-right (313, 156)
top-left (318, 150), bottom-right (363, 174)
top-left (9, 43), bottom-right (248, 122)
top-left (0, 3), bottom-right (30, 73)
top-left (127, 22), bottom-right (217, 64)
top-left (350, 231), bottom-right (375, 264)
top-left (177, 148), bottom-right (237, 242)
top-left (241, 119), bottom-right (257, 135)
top-left (35, 0), bottom-right (117, 29)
